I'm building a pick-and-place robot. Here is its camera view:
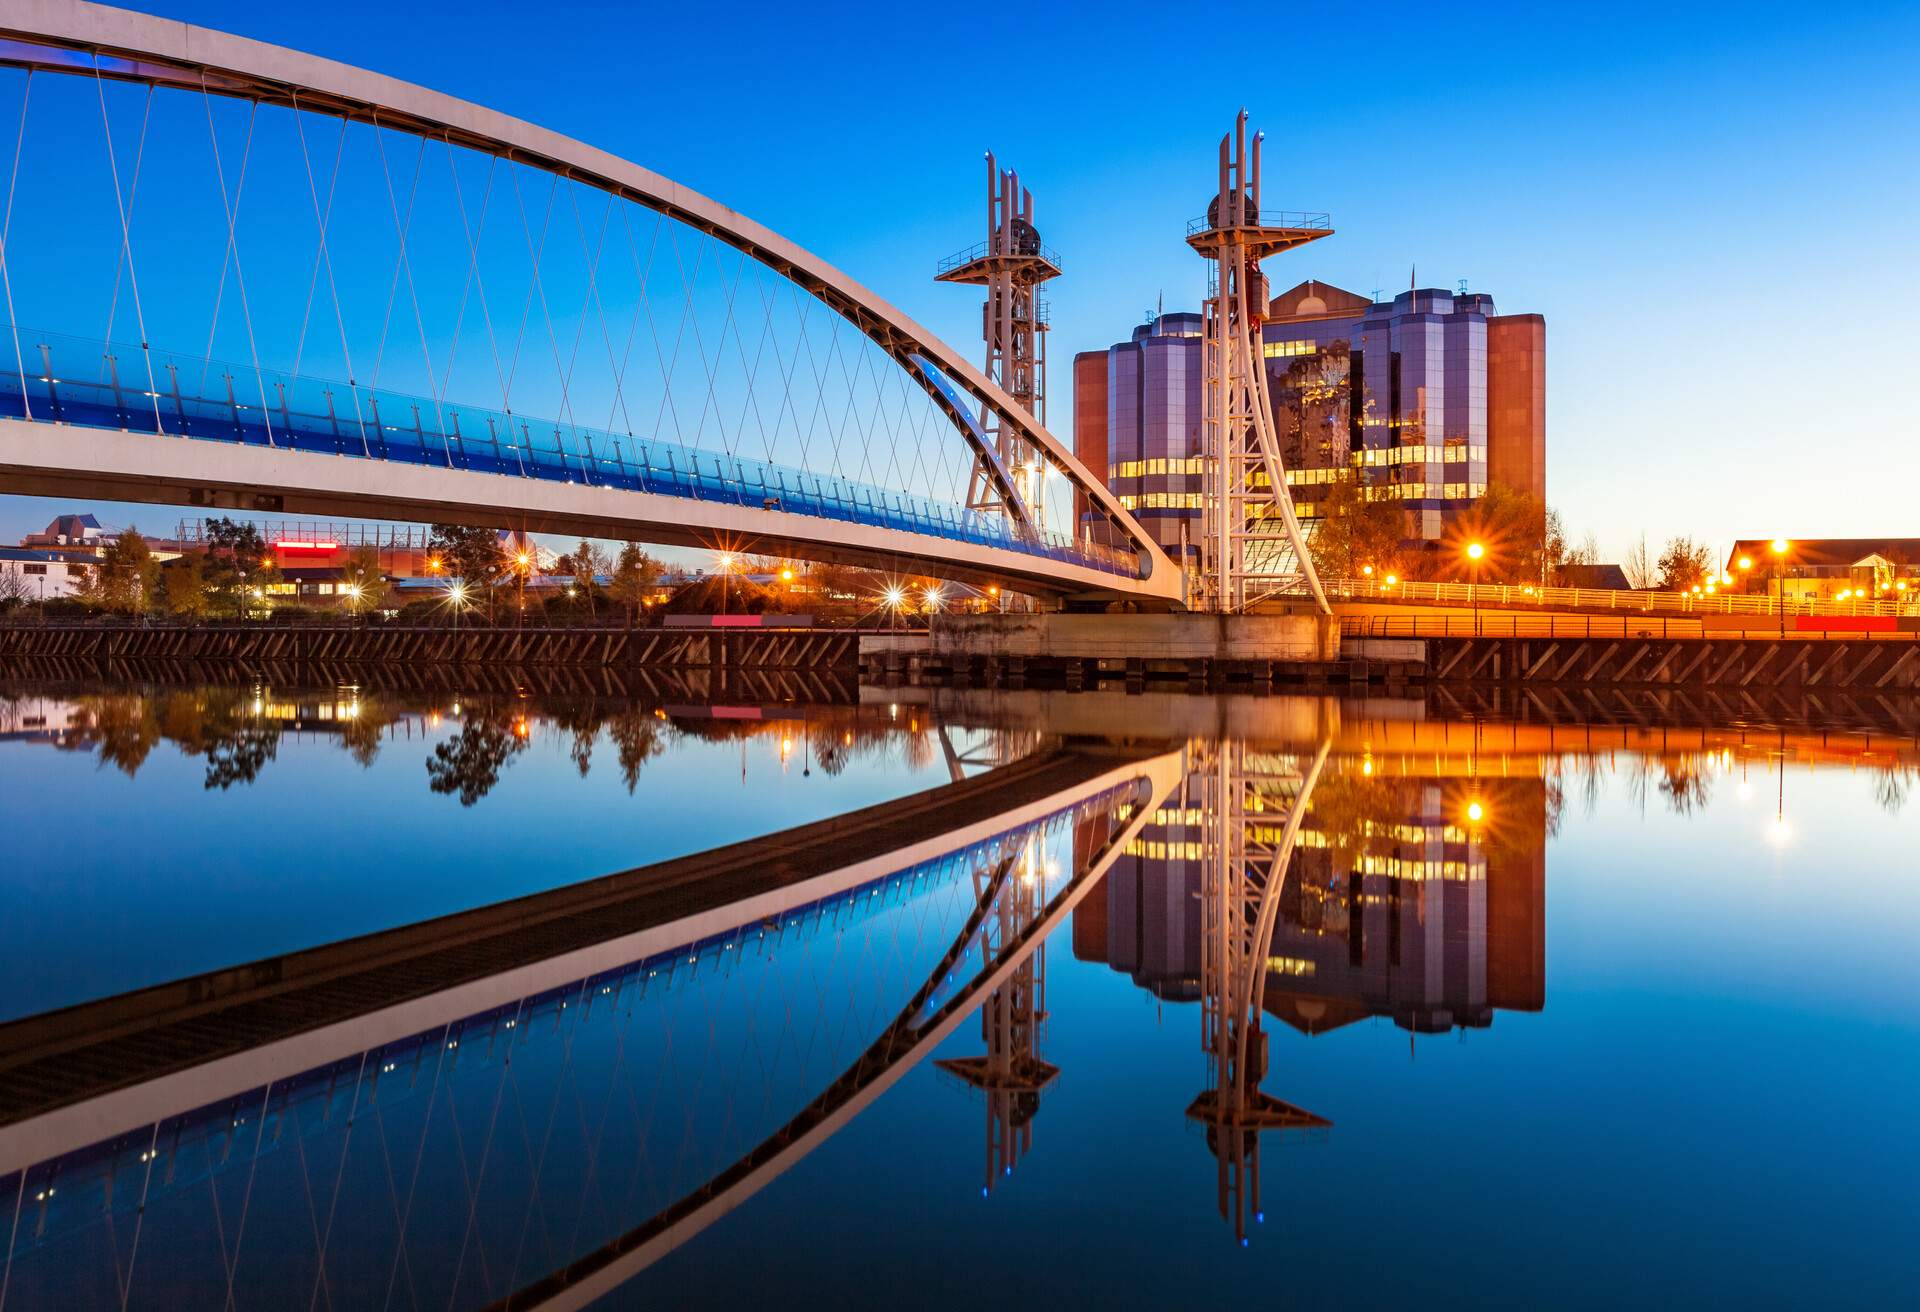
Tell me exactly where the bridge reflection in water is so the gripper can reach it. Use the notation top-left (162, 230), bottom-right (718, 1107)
top-left (0, 741), bottom-right (1183, 1310)
top-left (7, 681), bottom-right (1909, 1306)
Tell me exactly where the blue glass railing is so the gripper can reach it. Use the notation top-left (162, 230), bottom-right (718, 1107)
top-left (0, 328), bottom-right (1136, 578)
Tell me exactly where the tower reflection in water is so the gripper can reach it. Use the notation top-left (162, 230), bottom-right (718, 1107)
top-left (1072, 744), bottom-right (1547, 1240)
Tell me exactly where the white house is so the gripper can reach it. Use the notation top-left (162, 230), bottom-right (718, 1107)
top-left (0, 547), bottom-right (93, 601)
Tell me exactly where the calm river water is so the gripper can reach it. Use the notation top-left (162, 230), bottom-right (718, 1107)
top-left (1, 674), bottom-right (1915, 1308)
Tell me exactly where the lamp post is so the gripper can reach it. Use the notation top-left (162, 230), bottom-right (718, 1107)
top-left (718, 553), bottom-right (734, 617)
top-left (514, 551), bottom-right (531, 628)
top-left (1465, 541), bottom-right (1486, 636)
top-left (1770, 538), bottom-right (1789, 638)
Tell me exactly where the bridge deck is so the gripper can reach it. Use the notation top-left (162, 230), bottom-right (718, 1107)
top-left (0, 342), bottom-right (1134, 579)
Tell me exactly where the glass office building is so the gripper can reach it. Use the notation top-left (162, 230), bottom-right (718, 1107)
top-left (1074, 281), bottom-right (1545, 552)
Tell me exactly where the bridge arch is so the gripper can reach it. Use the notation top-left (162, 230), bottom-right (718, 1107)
top-left (0, 0), bottom-right (1180, 601)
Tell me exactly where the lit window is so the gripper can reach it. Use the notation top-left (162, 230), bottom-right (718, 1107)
top-left (1262, 339), bottom-right (1317, 359)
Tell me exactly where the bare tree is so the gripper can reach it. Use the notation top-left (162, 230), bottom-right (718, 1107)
top-left (1622, 534), bottom-right (1654, 589)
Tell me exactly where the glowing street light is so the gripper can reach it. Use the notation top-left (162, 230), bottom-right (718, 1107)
top-left (1464, 541), bottom-right (1487, 633)
top-left (924, 585), bottom-right (944, 613)
top-left (1466, 800), bottom-right (1486, 825)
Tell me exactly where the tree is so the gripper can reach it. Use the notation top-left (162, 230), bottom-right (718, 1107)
top-left (162, 554), bottom-right (211, 617)
top-left (1656, 536), bottom-right (1716, 591)
top-left (1443, 482), bottom-right (1550, 583)
top-left (203, 518), bottom-right (277, 618)
top-left (338, 545), bottom-right (390, 616)
top-left (1550, 526), bottom-right (1602, 586)
top-left (107, 529), bottom-right (158, 614)
top-left (428, 524), bottom-right (506, 619)
top-left (1542, 508), bottom-right (1568, 585)
top-left (0, 566), bottom-right (30, 608)
top-left (608, 542), bottom-right (661, 626)
top-left (1622, 534), bottom-right (1654, 590)
top-left (570, 538), bottom-right (608, 617)
top-left (1306, 474), bottom-right (1409, 582)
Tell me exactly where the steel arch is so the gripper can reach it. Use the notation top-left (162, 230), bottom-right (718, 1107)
top-left (0, 0), bottom-right (1180, 601)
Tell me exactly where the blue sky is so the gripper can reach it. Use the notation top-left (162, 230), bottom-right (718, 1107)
top-left (2, 0), bottom-right (1916, 561)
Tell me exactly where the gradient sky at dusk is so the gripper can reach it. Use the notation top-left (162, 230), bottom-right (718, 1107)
top-left (2, 0), bottom-right (1916, 561)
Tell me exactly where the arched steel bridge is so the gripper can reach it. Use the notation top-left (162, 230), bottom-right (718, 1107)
top-left (0, 0), bottom-right (1181, 603)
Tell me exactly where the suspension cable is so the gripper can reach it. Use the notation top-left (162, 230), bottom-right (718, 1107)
top-left (94, 59), bottom-right (162, 433)
top-left (0, 69), bottom-right (33, 423)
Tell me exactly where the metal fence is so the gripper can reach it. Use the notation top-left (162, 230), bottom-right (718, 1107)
top-left (1326, 576), bottom-right (1917, 620)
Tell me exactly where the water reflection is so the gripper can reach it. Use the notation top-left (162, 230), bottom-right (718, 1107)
top-left (0, 739), bottom-right (1174, 1309)
top-left (1, 677), bottom-right (1916, 1307)
top-left (0, 680), bottom-right (953, 802)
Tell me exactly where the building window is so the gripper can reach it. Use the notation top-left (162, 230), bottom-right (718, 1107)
top-left (1263, 339), bottom-right (1317, 359)
top-left (23, 563), bottom-right (46, 575)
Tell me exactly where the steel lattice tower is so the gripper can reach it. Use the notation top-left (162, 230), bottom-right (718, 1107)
top-left (937, 155), bottom-right (1060, 532)
top-left (1187, 113), bottom-right (1334, 614)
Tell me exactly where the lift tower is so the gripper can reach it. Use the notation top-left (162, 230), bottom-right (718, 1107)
top-left (937, 155), bottom-right (1061, 532)
top-left (1187, 112), bottom-right (1333, 614)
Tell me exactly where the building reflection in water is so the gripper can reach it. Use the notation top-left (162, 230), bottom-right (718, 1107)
top-left (1073, 741), bottom-right (1548, 1241)
top-left (1075, 762), bottom-right (1546, 1035)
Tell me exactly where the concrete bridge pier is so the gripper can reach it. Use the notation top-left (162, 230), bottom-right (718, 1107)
top-left (913, 610), bottom-right (1374, 691)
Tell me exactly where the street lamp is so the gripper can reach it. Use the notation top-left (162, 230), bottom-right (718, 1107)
top-left (717, 553), bottom-right (734, 616)
top-left (514, 550), bottom-right (532, 628)
top-left (1771, 539), bottom-right (1790, 638)
top-left (447, 580), bottom-right (469, 631)
top-left (1465, 541), bottom-right (1486, 634)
